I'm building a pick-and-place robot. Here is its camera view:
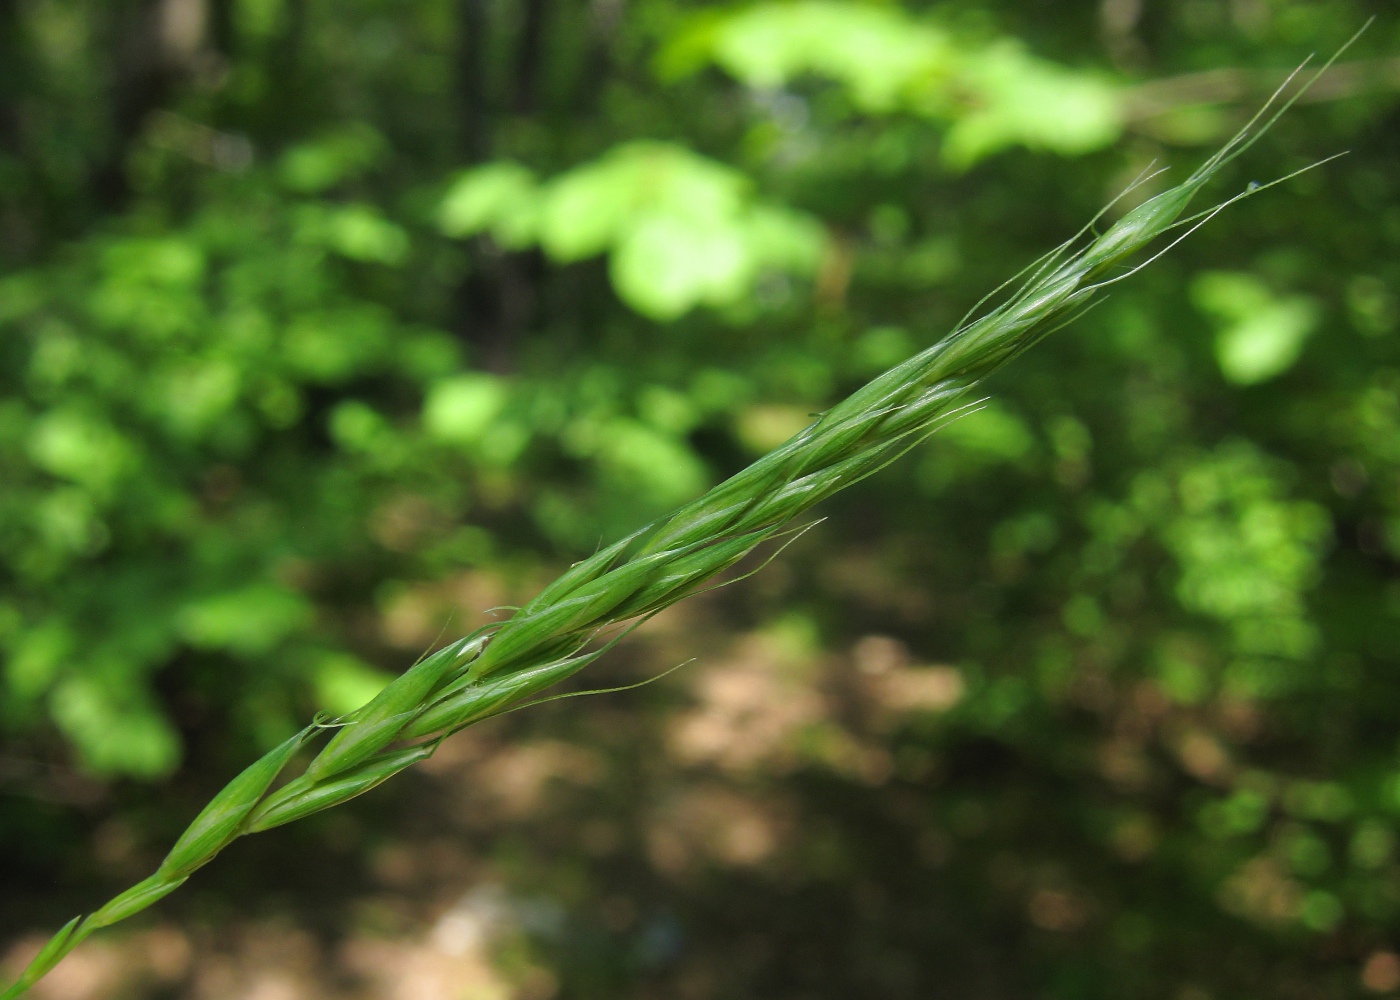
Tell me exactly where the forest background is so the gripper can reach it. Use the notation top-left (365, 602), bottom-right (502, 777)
top-left (1, 1), bottom-right (1399, 998)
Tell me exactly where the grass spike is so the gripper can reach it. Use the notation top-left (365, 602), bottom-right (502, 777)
top-left (0, 54), bottom-right (1345, 996)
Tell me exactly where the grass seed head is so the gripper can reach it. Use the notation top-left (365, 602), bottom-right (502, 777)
top-left (2, 55), bottom-right (1345, 996)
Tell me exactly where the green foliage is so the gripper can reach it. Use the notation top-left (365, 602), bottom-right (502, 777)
top-left (1193, 271), bottom-right (1322, 384)
top-left (440, 143), bottom-right (826, 318)
top-left (940, 39), bottom-right (1122, 168)
top-left (663, 0), bottom-right (1123, 166)
top-left (662, 1), bottom-right (955, 111)
top-left (0, 186), bottom-right (434, 775)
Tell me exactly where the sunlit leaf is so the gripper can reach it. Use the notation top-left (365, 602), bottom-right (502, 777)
top-left (1193, 272), bottom-right (1322, 385)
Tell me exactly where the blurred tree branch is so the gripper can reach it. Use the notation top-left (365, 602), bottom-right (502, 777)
top-left (1125, 56), bottom-right (1400, 122)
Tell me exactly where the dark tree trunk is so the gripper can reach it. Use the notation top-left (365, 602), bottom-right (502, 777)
top-left (0, 0), bottom-right (32, 261)
top-left (263, 0), bottom-right (309, 140)
top-left (92, 0), bottom-right (177, 209)
top-left (0, 0), bottom-right (22, 153)
top-left (451, 0), bottom-right (551, 374)
top-left (457, 0), bottom-right (489, 161)
top-left (208, 0), bottom-right (236, 59)
top-left (513, 0), bottom-right (550, 115)
top-left (574, 0), bottom-right (624, 114)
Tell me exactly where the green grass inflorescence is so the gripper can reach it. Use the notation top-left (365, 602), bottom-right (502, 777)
top-left (0, 52), bottom-right (1348, 999)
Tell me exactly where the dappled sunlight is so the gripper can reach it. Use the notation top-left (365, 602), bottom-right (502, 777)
top-left (851, 635), bottom-right (965, 723)
top-left (646, 785), bottom-right (791, 873)
top-left (378, 571), bottom-right (517, 652)
top-left (667, 633), bottom-right (825, 776)
top-left (474, 740), bottom-right (607, 819)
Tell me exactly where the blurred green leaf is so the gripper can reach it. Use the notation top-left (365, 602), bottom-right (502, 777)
top-left (940, 401), bottom-right (1034, 461)
top-left (424, 374), bottom-right (509, 446)
top-left (667, 1), bottom-right (954, 111)
top-left (438, 162), bottom-right (540, 247)
top-left (278, 124), bottom-right (388, 194)
top-left (1194, 272), bottom-right (1322, 385)
top-left (50, 676), bottom-right (182, 778)
top-left (941, 41), bottom-right (1122, 168)
top-left (442, 143), bottom-right (825, 319)
top-left (313, 653), bottom-right (394, 716)
top-left (177, 586), bottom-right (313, 658)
